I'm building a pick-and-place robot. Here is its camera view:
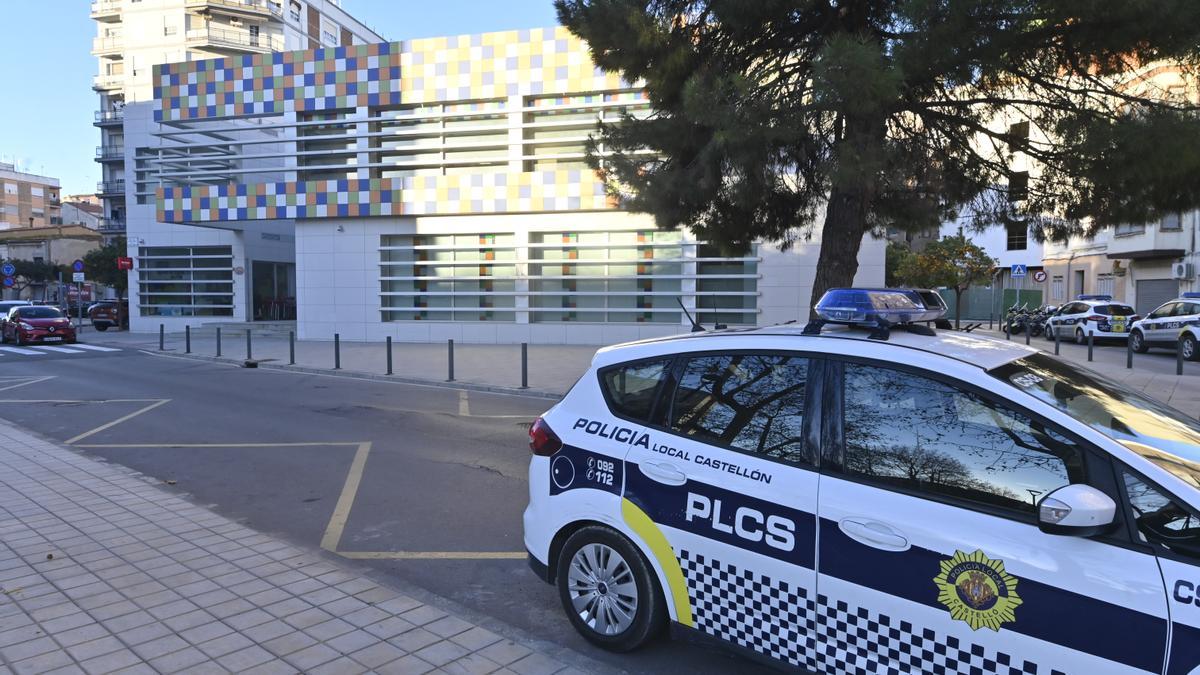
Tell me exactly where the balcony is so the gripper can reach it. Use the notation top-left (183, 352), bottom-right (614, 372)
top-left (92, 35), bottom-right (123, 57)
top-left (96, 146), bottom-right (125, 162)
top-left (98, 217), bottom-right (127, 233)
top-left (185, 0), bottom-right (283, 20)
top-left (96, 180), bottom-right (126, 197)
top-left (1106, 222), bottom-right (1190, 261)
top-left (94, 109), bottom-right (125, 126)
top-left (90, 0), bottom-right (121, 21)
top-left (185, 26), bottom-right (284, 54)
top-left (93, 73), bottom-right (124, 91)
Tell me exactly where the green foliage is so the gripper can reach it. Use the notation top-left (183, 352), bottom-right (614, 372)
top-left (83, 237), bottom-right (128, 297)
top-left (896, 235), bottom-right (996, 327)
top-left (556, 0), bottom-right (1200, 308)
top-left (884, 241), bottom-right (913, 288)
top-left (6, 259), bottom-right (68, 292)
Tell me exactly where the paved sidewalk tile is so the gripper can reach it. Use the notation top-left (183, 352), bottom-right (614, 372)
top-left (0, 419), bottom-right (585, 674)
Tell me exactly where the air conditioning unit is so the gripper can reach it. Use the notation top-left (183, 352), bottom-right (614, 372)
top-left (1172, 262), bottom-right (1194, 280)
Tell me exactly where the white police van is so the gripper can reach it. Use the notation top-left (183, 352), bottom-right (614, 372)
top-left (1131, 293), bottom-right (1200, 360)
top-left (524, 288), bottom-right (1200, 674)
top-left (1044, 294), bottom-right (1138, 344)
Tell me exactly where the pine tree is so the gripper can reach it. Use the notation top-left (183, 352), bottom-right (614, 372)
top-left (555, 0), bottom-right (1200, 315)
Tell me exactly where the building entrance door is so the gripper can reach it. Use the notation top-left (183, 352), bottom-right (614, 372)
top-left (251, 261), bottom-right (295, 321)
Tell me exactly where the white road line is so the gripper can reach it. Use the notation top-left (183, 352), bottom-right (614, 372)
top-left (70, 344), bottom-right (121, 352)
top-left (30, 346), bottom-right (84, 354)
top-left (0, 347), bottom-right (44, 355)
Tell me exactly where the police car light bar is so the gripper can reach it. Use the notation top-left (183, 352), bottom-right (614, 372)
top-left (1076, 294), bottom-right (1112, 301)
top-left (804, 288), bottom-right (947, 340)
top-left (1181, 292), bottom-right (1200, 299)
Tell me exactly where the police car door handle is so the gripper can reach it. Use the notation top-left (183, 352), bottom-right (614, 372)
top-left (639, 461), bottom-right (688, 486)
top-left (838, 518), bottom-right (911, 552)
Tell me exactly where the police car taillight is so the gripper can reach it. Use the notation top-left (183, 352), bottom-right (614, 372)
top-left (529, 417), bottom-right (562, 456)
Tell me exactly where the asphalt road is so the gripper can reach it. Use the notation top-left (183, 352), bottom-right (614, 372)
top-left (0, 344), bottom-right (767, 674)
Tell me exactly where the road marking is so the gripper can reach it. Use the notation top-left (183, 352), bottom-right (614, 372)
top-left (0, 347), bottom-right (44, 355)
top-left (458, 390), bottom-right (470, 416)
top-left (0, 376), bottom-right (55, 392)
top-left (72, 344), bottom-right (121, 352)
top-left (65, 399), bottom-right (172, 445)
top-left (73, 441), bottom-right (361, 448)
top-left (30, 345), bottom-right (84, 354)
top-left (0, 398), bottom-right (162, 404)
top-left (336, 551), bottom-right (526, 560)
top-left (321, 441), bottom-right (373, 552)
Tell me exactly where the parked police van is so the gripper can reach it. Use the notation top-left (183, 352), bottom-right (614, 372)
top-left (1131, 292), bottom-right (1200, 360)
top-left (524, 288), bottom-right (1200, 674)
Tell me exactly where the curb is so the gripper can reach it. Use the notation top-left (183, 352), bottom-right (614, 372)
top-left (138, 349), bottom-right (564, 400)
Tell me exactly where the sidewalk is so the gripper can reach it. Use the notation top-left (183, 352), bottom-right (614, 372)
top-left (0, 419), bottom-right (597, 675)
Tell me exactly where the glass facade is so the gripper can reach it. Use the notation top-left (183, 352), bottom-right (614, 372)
top-left (138, 246), bottom-right (235, 316)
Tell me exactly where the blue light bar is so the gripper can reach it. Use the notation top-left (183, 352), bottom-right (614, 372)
top-left (1181, 292), bottom-right (1200, 299)
top-left (1077, 294), bottom-right (1113, 301)
top-left (814, 288), bottom-right (946, 325)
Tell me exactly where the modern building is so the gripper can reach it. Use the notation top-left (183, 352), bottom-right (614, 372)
top-left (119, 27), bottom-right (883, 342)
top-left (92, 0), bottom-right (382, 238)
top-left (0, 163), bottom-right (61, 229)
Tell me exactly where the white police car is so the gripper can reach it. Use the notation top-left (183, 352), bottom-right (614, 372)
top-left (524, 288), bottom-right (1200, 673)
top-left (1131, 293), bottom-right (1200, 360)
top-left (1043, 294), bottom-right (1137, 344)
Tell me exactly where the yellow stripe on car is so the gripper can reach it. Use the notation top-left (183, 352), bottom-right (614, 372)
top-left (621, 498), bottom-right (694, 627)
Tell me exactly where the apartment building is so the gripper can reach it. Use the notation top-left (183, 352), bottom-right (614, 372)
top-left (92, 0), bottom-right (382, 237)
top-left (120, 28), bottom-right (883, 342)
top-left (0, 163), bottom-right (61, 230)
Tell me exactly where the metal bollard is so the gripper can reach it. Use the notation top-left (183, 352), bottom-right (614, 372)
top-left (1024, 328), bottom-right (1030, 346)
top-left (386, 336), bottom-right (393, 375)
top-left (289, 331), bottom-right (295, 365)
top-left (1005, 320), bottom-right (1011, 340)
top-left (334, 333), bottom-right (341, 369)
top-left (246, 330), bottom-right (252, 360)
top-left (1088, 332), bottom-right (1094, 362)
top-left (989, 314), bottom-right (993, 331)
top-left (1054, 327), bottom-right (1060, 355)
top-left (521, 342), bottom-right (528, 389)
top-left (185, 325), bottom-right (191, 354)
top-left (447, 339), bottom-right (455, 382)
top-left (1127, 335), bottom-right (1133, 369)
top-left (1179, 336), bottom-right (1185, 376)
top-left (159, 324), bottom-right (164, 351)
top-left (216, 326), bottom-right (222, 357)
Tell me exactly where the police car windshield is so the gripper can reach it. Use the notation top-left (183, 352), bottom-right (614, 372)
top-left (1093, 304), bottom-right (1135, 316)
top-left (991, 353), bottom-right (1200, 490)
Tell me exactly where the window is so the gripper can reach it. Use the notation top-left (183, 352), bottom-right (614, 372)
top-left (843, 364), bottom-right (1084, 516)
top-left (1161, 212), bottom-right (1183, 231)
top-left (1007, 121), bottom-right (1029, 149)
top-left (1096, 273), bottom-right (1115, 298)
top-left (289, 1), bottom-right (301, 22)
top-left (138, 246), bottom-right (234, 317)
top-left (30, 186), bottom-right (44, 198)
top-left (1123, 472), bottom-right (1200, 560)
top-left (1007, 171), bottom-right (1029, 202)
top-left (1052, 275), bottom-right (1064, 300)
top-left (1005, 223), bottom-right (1028, 251)
top-left (669, 354), bottom-right (809, 466)
top-left (1150, 302), bottom-right (1178, 320)
top-left (1115, 222), bottom-right (1145, 236)
top-left (602, 359), bottom-right (671, 422)
top-left (1094, 303), bottom-right (1135, 316)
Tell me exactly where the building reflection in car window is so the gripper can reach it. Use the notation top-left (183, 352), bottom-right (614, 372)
top-left (843, 363), bottom-right (1083, 515)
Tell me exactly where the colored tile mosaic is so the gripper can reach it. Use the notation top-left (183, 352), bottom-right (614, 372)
top-left (399, 26), bottom-right (635, 104)
top-left (154, 42), bottom-right (403, 122)
top-left (157, 170), bottom-right (617, 223)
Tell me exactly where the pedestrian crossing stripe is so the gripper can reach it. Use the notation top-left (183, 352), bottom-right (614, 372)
top-left (71, 344), bottom-right (121, 352)
top-left (0, 345), bottom-right (122, 356)
top-left (0, 346), bottom-right (43, 355)
top-left (30, 345), bottom-right (83, 354)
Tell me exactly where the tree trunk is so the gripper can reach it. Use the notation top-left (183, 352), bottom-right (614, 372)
top-left (808, 186), bottom-right (870, 320)
top-left (954, 288), bottom-right (963, 330)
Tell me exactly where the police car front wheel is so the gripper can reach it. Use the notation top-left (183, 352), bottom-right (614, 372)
top-left (556, 526), bottom-right (666, 652)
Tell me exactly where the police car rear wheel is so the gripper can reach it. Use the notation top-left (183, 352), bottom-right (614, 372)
top-left (1183, 334), bottom-right (1199, 361)
top-left (557, 526), bottom-right (665, 652)
top-left (1075, 328), bottom-right (1086, 345)
top-left (1131, 330), bottom-right (1148, 354)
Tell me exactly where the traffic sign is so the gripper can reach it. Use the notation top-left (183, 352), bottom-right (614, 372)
top-left (0, 263), bottom-right (14, 277)
top-left (1033, 270), bottom-right (1048, 283)
top-left (2, 277), bottom-right (12, 288)
top-left (1011, 264), bottom-right (1027, 278)
top-left (72, 259), bottom-right (85, 273)
top-left (72, 272), bottom-right (85, 283)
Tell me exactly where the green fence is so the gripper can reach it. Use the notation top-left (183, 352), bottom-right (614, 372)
top-left (939, 287), bottom-right (1043, 323)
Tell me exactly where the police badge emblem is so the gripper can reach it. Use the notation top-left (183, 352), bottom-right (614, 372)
top-left (933, 549), bottom-right (1022, 631)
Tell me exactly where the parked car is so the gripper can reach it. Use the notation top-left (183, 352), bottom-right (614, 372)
top-left (2, 305), bottom-right (76, 345)
top-left (0, 300), bottom-right (32, 332)
top-left (88, 300), bottom-right (125, 331)
top-left (1043, 295), bottom-right (1137, 344)
top-left (1130, 293), bottom-right (1200, 359)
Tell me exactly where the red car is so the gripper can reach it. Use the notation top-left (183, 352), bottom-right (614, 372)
top-left (2, 305), bottom-right (76, 345)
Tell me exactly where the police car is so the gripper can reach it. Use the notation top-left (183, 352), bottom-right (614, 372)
top-left (524, 288), bottom-right (1200, 674)
top-left (1043, 294), bottom-right (1138, 344)
top-left (1130, 293), bottom-right (1200, 361)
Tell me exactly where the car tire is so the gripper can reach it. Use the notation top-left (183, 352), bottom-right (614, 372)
top-left (556, 525), bottom-right (666, 652)
top-left (1075, 328), bottom-right (1087, 345)
top-left (1044, 324), bottom-right (1055, 341)
top-left (1183, 334), bottom-right (1199, 362)
top-left (94, 324), bottom-right (108, 332)
top-left (1130, 330), bottom-right (1149, 354)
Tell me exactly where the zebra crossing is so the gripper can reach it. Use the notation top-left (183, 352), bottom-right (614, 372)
top-left (0, 344), bottom-right (122, 357)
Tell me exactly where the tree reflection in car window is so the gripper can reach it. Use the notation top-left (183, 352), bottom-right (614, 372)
top-left (670, 354), bottom-right (808, 466)
top-left (843, 364), bottom-right (1083, 515)
top-left (1123, 472), bottom-right (1200, 560)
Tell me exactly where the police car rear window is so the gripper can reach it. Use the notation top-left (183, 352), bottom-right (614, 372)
top-left (1094, 304), bottom-right (1135, 316)
top-left (601, 359), bottom-right (671, 422)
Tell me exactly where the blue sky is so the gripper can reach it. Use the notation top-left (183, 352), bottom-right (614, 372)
top-left (0, 1), bottom-right (560, 197)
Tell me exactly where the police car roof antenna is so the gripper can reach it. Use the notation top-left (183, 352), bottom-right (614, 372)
top-left (677, 297), bottom-right (705, 332)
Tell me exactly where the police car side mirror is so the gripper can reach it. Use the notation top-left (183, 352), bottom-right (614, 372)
top-left (1037, 484), bottom-right (1116, 537)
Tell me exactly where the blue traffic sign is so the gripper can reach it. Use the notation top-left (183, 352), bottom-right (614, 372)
top-left (0, 263), bottom-right (13, 277)
top-left (1011, 264), bottom-right (1027, 278)
top-left (72, 259), bottom-right (85, 273)
top-left (2, 277), bottom-right (13, 288)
